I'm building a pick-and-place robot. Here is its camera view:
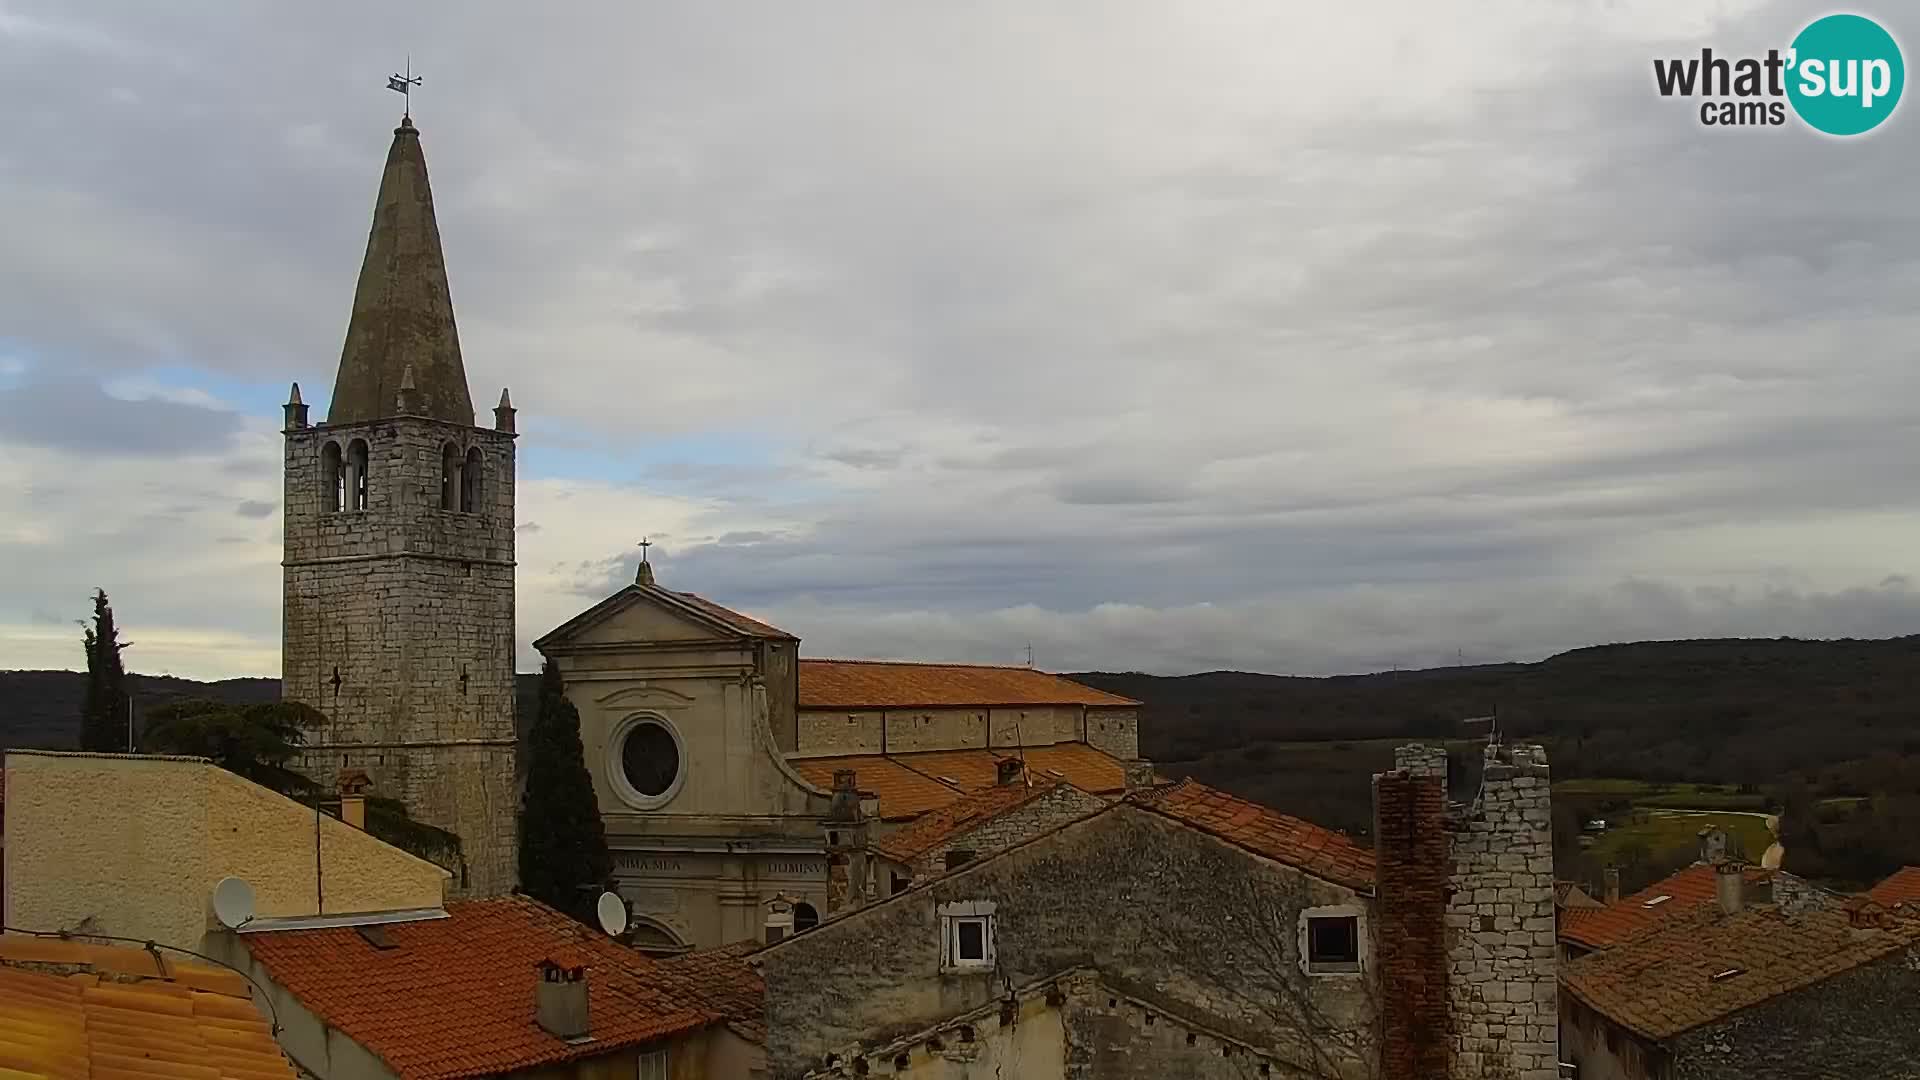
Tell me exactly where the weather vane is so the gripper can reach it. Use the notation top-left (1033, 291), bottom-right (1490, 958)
top-left (387, 55), bottom-right (423, 119)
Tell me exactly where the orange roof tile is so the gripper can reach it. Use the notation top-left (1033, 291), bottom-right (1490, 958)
top-left (1138, 780), bottom-right (1376, 893)
top-left (1558, 864), bottom-right (1776, 950)
top-left (791, 743), bottom-right (1132, 820)
top-left (0, 935), bottom-right (295, 1080)
top-left (1868, 866), bottom-right (1920, 906)
top-left (798, 660), bottom-right (1139, 709)
top-left (653, 940), bottom-right (766, 1044)
top-left (243, 896), bottom-right (717, 1080)
top-left (1561, 903), bottom-right (1920, 1041)
top-left (871, 775), bottom-right (1068, 864)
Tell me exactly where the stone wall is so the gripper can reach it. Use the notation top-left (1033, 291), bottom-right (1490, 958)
top-left (1084, 708), bottom-right (1139, 761)
top-left (905, 783), bottom-right (1109, 879)
top-left (1447, 742), bottom-right (1558, 1080)
top-left (759, 805), bottom-right (1375, 1079)
top-left (282, 414), bottom-right (518, 898)
top-left (793, 705), bottom-right (1140, 758)
top-left (1668, 944), bottom-right (1920, 1079)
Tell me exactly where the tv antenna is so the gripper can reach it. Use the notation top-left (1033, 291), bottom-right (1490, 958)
top-left (1461, 708), bottom-right (1499, 747)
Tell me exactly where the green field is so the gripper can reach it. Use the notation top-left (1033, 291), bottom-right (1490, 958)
top-left (1580, 809), bottom-right (1776, 869)
top-left (1553, 778), bottom-right (1769, 812)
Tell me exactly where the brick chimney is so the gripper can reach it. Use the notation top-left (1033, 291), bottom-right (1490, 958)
top-left (1372, 744), bottom-right (1451, 1079)
top-left (336, 768), bottom-right (372, 831)
top-left (535, 956), bottom-right (589, 1040)
top-left (996, 758), bottom-right (1024, 786)
top-left (1715, 860), bottom-right (1744, 916)
top-left (1603, 866), bottom-right (1621, 905)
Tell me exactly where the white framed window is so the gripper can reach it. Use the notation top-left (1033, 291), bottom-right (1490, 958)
top-left (637, 1046), bottom-right (670, 1080)
top-left (937, 900), bottom-right (997, 972)
top-left (1298, 904), bottom-right (1366, 976)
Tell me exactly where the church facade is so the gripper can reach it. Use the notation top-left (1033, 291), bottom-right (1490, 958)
top-left (537, 566), bottom-right (1145, 952)
top-left (280, 115), bottom-right (519, 898)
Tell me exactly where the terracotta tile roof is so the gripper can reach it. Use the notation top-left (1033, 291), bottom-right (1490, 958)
top-left (0, 934), bottom-right (296, 1080)
top-left (1561, 902), bottom-right (1920, 1041)
top-left (1137, 779), bottom-right (1376, 893)
top-left (1868, 866), bottom-right (1920, 906)
top-left (654, 940), bottom-right (766, 1044)
top-left (665, 589), bottom-right (797, 641)
top-left (1558, 864), bottom-right (1777, 950)
top-left (243, 896), bottom-right (718, 1080)
top-left (871, 775), bottom-right (1067, 864)
top-left (790, 743), bottom-right (1131, 820)
top-left (798, 659), bottom-right (1139, 709)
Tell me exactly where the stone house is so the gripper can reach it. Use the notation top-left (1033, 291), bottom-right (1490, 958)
top-left (1560, 879), bottom-right (1920, 1079)
top-left (866, 763), bottom-right (1110, 895)
top-left (750, 741), bottom-right (1562, 1080)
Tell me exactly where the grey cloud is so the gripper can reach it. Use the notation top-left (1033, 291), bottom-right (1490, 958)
top-left (235, 500), bottom-right (275, 519)
top-left (0, 376), bottom-right (242, 455)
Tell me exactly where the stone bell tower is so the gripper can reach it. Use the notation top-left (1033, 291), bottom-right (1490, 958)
top-left (281, 114), bottom-right (518, 897)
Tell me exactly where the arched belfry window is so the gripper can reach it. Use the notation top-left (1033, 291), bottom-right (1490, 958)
top-left (440, 443), bottom-right (461, 511)
top-left (321, 442), bottom-right (344, 513)
top-left (347, 439), bottom-right (370, 511)
top-left (461, 447), bottom-right (483, 513)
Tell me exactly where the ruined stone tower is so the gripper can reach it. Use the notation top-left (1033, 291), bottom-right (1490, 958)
top-left (281, 115), bottom-right (517, 898)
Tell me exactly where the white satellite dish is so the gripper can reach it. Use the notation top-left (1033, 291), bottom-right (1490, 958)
top-left (596, 891), bottom-right (629, 937)
top-left (212, 877), bottom-right (257, 929)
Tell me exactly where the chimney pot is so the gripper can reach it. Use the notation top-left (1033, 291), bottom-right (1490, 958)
top-left (997, 758), bottom-right (1024, 786)
top-left (534, 958), bottom-right (590, 1039)
top-left (1603, 867), bottom-right (1621, 905)
top-left (1715, 861), bottom-right (1745, 916)
top-left (336, 768), bottom-right (372, 830)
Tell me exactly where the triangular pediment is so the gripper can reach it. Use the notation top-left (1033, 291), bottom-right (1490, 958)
top-left (536, 585), bottom-right (756, 651)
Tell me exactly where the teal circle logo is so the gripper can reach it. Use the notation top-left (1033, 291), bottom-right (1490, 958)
top-left (1787, 14), bottom-right (1905, 136)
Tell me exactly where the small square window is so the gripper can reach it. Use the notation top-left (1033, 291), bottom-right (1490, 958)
top-left (939, 903), bottom-right (996, 972)
top-left (1306, 915), bottom-right (1359, 973)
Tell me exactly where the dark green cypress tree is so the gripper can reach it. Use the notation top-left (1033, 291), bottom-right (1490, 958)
top-left (79, 588), bottom-right (131, 753)
top-left (518, 658), bottom-right (613, 922)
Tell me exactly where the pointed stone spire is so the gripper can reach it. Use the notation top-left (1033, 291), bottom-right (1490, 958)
top-left (284, 382), bottom-right (309, 429)
top-left (636, 537), bottom-right (656, 586)
top-left (326, 116), bottom-right (475, 426)
top-left (493, 387), bottom-right (516, 433)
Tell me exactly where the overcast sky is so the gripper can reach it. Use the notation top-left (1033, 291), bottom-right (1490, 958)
top-left (3, 0), bottom-right (1918, 680)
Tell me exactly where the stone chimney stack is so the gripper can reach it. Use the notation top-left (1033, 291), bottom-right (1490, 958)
top-left (1123, 759), bottom-right (1158, 793)
top-left (494, 387), bottom-right (516, 433)
top-left (997, 758), bottom-right (1025, 786)
top-left (1603, 866), bottom-right (1621, 905)
top-left (1715, 860), bottom-right (1745, 916)
top-left (825, 770), bottom-right (871, 915)
top-left (336, 768), bottom-right (372, 831)
top-left (534, 956), bottom-right (589, 1040)
top-left (1445, 741), bottom-right (1558, 1080)
top-left (1698, 826), bottom-right (1728, 866)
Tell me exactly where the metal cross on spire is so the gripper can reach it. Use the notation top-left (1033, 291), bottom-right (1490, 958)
top-left (635, 537), bottom-right (656, 586)
top-left (387, 56), bottom-right (423, 119)
top-left (638, 537), bottom-right (652, 561)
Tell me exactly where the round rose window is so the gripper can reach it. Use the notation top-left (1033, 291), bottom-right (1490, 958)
top-left (620, 720), bottom-right (680, 799)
